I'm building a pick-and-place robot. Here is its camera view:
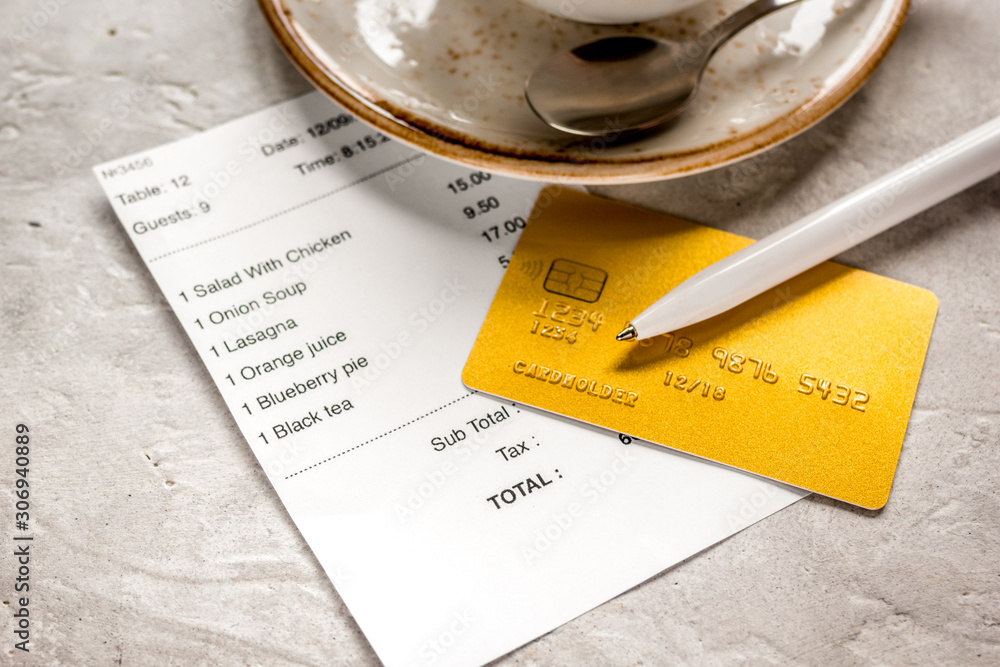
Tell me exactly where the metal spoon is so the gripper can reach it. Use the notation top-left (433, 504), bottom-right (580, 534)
top-left (525, 0), bottom-right (805, 136)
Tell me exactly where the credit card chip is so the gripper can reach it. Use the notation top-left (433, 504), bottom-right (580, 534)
top-left (543, 259), bottom-right (607, 303)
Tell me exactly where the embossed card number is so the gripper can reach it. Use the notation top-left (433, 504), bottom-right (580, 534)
top-left (464, 187), bottom-right (938, 509)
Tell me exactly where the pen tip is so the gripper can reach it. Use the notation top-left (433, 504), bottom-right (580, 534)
top-left (616, 325), bottom-right (637, 342)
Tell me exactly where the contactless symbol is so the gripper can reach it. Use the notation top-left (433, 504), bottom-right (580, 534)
top-left (517, 258), bottom-right (546, 280)
top-left (543, 259), bottom-right (608, 303)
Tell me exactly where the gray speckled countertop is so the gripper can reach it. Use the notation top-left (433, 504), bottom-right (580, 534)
top-left (1, 0), bottom-right (998, 664)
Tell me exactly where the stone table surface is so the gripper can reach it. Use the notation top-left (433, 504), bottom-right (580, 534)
top-left (1, 0), bottom-right (998, 664)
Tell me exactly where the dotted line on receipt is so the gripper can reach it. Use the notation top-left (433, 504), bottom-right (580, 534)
top-left (147, 153), bottom-right (424, 263)
top-left (284, 392), bottom-right (477, 480)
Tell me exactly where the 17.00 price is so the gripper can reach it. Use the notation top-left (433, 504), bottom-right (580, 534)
top-left (481, 216), bottom-right (526, 242)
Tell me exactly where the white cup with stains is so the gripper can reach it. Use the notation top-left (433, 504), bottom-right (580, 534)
top-left (522, 0), bottom-right (708, 24)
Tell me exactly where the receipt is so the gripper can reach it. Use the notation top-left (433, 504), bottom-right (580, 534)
top-left (93, 92), bottom-right (804, 667)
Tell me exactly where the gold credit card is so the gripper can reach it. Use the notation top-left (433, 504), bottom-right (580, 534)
top-left (463, 187), bottom-right (938, 509)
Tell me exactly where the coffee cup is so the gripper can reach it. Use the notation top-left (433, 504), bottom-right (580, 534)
top-left (521, 0), bottom-right (707, 24)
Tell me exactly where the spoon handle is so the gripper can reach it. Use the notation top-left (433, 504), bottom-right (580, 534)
top-left (704, 0), bottom-right (806, 58)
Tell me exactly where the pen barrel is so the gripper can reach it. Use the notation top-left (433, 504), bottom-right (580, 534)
top-left (633, 116), bottom-right (1000, 336)
top-left (783, 114), bottom-right (1000, 261)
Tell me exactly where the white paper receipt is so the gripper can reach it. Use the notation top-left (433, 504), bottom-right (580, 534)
top-left (93, 92), bottom-right (805, 667)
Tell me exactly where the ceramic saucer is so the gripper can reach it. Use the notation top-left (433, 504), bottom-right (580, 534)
top-left (259, 0), bottom-right (910, 184)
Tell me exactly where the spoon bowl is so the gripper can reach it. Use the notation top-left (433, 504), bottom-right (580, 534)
top-left (526, 36), bottom-right (703, 136)
top-left (525, 0), bottom-right (806, 136)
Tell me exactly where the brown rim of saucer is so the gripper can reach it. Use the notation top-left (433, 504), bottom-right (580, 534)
top-left (257, 0), bottom-right (911, 185)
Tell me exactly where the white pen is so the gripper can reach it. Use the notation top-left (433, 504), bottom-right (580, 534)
top-left (617, 116), bottom-right (1000, 342)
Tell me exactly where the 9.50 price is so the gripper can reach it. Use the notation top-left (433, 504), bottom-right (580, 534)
top-left (463, 196), bottom-right (500, 219)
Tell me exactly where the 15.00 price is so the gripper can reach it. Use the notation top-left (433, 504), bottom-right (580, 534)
top-left (446, 171), bottom-right (491, 194)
